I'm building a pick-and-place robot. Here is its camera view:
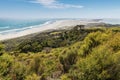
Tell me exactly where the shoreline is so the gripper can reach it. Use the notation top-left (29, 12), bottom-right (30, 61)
top-left (0, 20), bottom-right (102, 41)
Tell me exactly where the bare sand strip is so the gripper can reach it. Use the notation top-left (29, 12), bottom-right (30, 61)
top-left (0, 20), bottom-right (100, 41)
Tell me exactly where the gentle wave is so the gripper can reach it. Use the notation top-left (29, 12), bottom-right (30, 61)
top-left (0, 26), bottom-right (9, 29)
top-left (0, 27), bottom-right (29, 34)
top-left (0, 20), bottom-right (54, 34)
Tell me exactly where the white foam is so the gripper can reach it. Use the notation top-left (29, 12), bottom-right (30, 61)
top-left (0, 20), bottom-right (100, 41)
top-left (0, 21), bottom-right (52, 34)
top-left (0, 26), bottom-right (9, 29)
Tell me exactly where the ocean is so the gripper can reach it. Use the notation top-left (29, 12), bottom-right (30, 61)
top-left (0, 19), bottom-right (56, 35)
top-left (102, 19), bottom-right (120, 24)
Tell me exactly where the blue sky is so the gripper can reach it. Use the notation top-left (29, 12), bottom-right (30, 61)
top-left (0, 0), bottom-right (120, 19)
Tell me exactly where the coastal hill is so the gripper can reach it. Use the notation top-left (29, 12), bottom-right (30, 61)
top-left (0, 24), bottom-right (120, 80)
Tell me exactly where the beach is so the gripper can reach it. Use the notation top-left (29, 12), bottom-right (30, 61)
top-left (0, 20), bottom-right (101, 41)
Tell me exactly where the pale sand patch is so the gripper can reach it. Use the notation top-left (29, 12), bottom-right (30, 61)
top-left (0, 20), bottom-right (100, 41)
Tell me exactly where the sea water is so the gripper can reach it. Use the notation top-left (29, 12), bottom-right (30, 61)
top-left (0, 19), bottom-right (57, 35)
top-left (102, 19), bottom-right (120, 24)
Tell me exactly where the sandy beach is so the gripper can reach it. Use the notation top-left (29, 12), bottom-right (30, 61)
top-left (0, 20), bottom-right (101, 41)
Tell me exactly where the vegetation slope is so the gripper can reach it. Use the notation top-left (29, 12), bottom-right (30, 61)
top-left (0, 26), bottom-right (120, 80)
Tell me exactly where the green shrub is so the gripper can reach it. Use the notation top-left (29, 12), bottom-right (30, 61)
top-left (0, 54), bottom-right (13, 79)
top-left (79, 31), bottom-right (110, 56)
top-left (70, 45), bottom-right (120, 80)
top-left (30, 55), bottom-right (41, 75)
top-left (25, 73), bottom-right (40, 80)
top-left (12, 62), bottom-right (27, 80)
top-left (0, 44), bottom-right (4, 55)
top-left (59, 49), bottom-right (77, 73)
top-left (61, 74), bottom-right (71, 80)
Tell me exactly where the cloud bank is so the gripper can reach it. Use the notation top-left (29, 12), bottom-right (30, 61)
top-left (30, 0), bottom-right (83, 8)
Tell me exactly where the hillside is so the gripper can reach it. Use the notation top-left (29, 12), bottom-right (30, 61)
top-left (0, 26), bottom-right (120, 80)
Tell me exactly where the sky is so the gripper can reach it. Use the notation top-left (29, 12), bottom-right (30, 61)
top-left (0, 0), bottom-right (120, 19)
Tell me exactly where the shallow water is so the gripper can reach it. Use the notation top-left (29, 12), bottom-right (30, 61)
top-left (0, 19), bottom-right (54, 35)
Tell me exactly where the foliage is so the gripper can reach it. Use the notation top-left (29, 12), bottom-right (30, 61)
top-left (25, 73), bottom-right (40, 80)
top-left (0, 44), bottom-right (4, 55)
top-left (0, 27), bottom-right (120, 80)
top-left (69, 45), bottom-right (120, 80)
top-left (0, 54), bottom-right (13, 79)
top-left (61, 74), bottom-right (71, 80)
top-left (59, 49), bottom-right (77, 73)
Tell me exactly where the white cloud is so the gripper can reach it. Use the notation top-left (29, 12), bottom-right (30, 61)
top-left (30, 0), bottom-right (83, 8)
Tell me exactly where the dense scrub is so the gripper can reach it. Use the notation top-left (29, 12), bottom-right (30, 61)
top-left (2, 27), bottom-right (103, 53)
top-left (0, 27), bottom-right (120, 80)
